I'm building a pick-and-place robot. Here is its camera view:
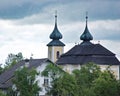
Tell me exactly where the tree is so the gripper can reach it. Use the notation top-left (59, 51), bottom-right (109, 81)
top-left (92, 70), bottom-right (119, 96)
top-left (42, 63), bottom-right (101, 96)
top-left (42, 63), bottom-right (120, 96)
top-left (72, 63), bottom-right (101, 96)
top-left (0, 64), bottom-right (3, 74)
top-left (4, 52), bottom-right (23, 70)
top-left (0, 90), bottom-right (6, 96)
top-left (12, 66), bottom-right (40, 96)
top-left (117, 80), bottom-right (120, 96)
top-left (42, 63), bottom-right (65, 80)
top-left (51, 73), bottom-right (78, 96)
top-left (41, 63), bottom-right (66, 95)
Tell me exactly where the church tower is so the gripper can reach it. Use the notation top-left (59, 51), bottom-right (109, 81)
top-left (47, 12), bottom-right (65, 63)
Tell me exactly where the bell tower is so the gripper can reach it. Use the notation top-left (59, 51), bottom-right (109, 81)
top-left (47, 11), bottom-right (65, 62)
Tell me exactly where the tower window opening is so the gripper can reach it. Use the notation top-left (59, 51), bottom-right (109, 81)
top-left (56, 51), bottom-right (60, 59)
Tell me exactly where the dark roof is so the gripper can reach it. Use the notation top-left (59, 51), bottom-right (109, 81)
top-left (56, 43), bottom-right (120, 65)
top-left (47, 40), bottom-right (65, 46)
top-left (0, 58), bottom-right (51, 89)
top-left (80, 16), bottom-right (93, 42)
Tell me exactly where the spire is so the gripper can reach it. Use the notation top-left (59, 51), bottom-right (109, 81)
top-left (50, 10), bottom-right (62, 40)
top-left (55, 10), bottom-right (57, 27)
top-left (80, 12), bottom-right (93, 42)
top-left (86, 11), bottom-right (88, 26)
top-left (47, 11), bottom-right (65, 46)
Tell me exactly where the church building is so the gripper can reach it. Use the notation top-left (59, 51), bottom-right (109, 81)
top-left (47, 14), bottom-right (120, 79)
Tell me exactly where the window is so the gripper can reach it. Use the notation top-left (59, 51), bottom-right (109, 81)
top-left (56, 51), bottom-right (60, 59)
top-left (44, 78), bottom-right (49, 86)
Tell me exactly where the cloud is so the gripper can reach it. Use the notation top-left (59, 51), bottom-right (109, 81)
top-left (89, 19), bottom-right (120, 40)
top-left (0, 0), bottom-right (50, 19)
top-left (0, 0), bottom-right (119, 20)
top-left (0, 0), bottom-right (120, 64)
top-left (0, 18), bottom-right (120, 64)
top-left (0, 18), bottom-right (120, 47)
top-left (0, 41), bottom-right (47, 65)
top-left (0, 19), bottom-right (52, 45)
top-left (99, 40), bottom-right (120, 60)
top-left (60, 19), bottom-right (120, 43)
top-left (0, 18), bottom-right (52, 64)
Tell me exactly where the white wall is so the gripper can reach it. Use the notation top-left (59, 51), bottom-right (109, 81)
top-left (62, 64), bottom-right (81, 73)
top-left (99, 65), bottom-right (120, 80)
top-left (61, 64), bottom-right (120, 79)
top-left (36, 62), bottom-right (50, 96)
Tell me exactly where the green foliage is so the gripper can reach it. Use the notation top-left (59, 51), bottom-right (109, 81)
top-left (42, 62), bottom-right (120, 96)
top-left (72, 63), bottom-right (101, 96)
top-left (6, 88), bottom-right (17, 96)
top-left (42, 63), bottom-right (70, 96)
top-left (92, 70), bottom-right (119, 96)
top-left (4, 52), bottom-right (23, 70)
top-left (0, 65), bottom-right (3, 75)
top-left (12, 67), bottom-right (40, 96)
top-left (0, 90), bottom-right (6, 96)
top-left (49, 73), bottom-right (78, 96)
top-left (117, 80), bottom-right (120, 96)
top-left (42, 63), bottom-right (65, 80)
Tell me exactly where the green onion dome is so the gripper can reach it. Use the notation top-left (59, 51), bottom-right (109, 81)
top-left (50, 15), bottom-right (62, 40)
top-left (80, 16), bottom-right (93, 42)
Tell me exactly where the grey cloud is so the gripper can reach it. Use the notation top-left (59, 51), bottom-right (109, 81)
top-left (0, 0), bottom-right (73, 19)
top-left (93, 29), bottom-right (120, 41)
top-left (0, 2), bottom-right (43, 19)
top-left (60, 19), bottom-right (120, 43)
top-left (0, 0), bottom-right (119, 21)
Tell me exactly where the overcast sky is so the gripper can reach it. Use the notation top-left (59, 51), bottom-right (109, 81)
top-left (0, 0), bottom-right (120, 65)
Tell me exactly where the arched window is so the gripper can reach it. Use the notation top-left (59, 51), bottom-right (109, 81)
top-left (56, 51), bottom-right (60, 59)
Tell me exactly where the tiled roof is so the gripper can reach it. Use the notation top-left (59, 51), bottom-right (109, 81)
top-left (56, 43), bottom-right (120, 65)
top-left (0, 58), bottom-right (51, 89)
top-left (64, 43), bottom-right (115, 56)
